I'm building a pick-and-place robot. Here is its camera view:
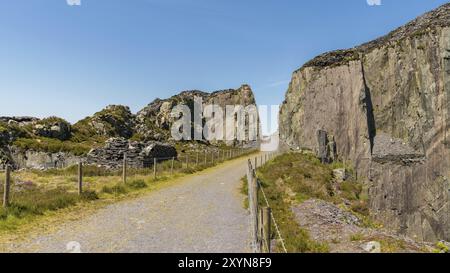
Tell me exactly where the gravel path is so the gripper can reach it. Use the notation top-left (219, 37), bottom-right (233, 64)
top-left (7, 157), bottom-right (251, 253)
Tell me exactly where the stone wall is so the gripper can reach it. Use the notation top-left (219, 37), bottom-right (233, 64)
top-left (86, 137), bottom-right (177, 169)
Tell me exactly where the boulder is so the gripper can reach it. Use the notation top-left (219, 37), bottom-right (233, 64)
top-left (361, 241), bottom-right (382, 253)
top-left (33, 117), bottom-right (72, 140)
top-left (332, 168), bottom-right (349, 184)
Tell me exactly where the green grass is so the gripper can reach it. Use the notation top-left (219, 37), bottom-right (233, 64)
top-left (250, 152), bottom-right (369, 253)
top-left (0, 187), bottom-right (98, 230)
top-left (435, 241), bottom-right (449, 253)
top-left (126, 179), bottom-right (148, 190)
top-left (350, 233), bottom-right (364, 242)
top-left (13, 137), bottom-right (94, 156)
top-left (255, 177), bottom-right (329, 253)
top-left (240, 177), bottom-right (249, 209)
top-left (101, 184), bottom-right (128, 195)
top-left (101, 179), bottom-right (149, 196)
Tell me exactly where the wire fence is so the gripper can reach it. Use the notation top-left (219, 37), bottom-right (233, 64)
top-left (258, 178), bottom-right (287, 253)
top-left (0, 148), bottom-right (256, 208)
top-left (246, 151), bottom-right (287, 253)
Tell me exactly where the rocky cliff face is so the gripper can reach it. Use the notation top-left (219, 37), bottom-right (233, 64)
top-left (135, 84), bottom-right (257, 143)
top-left (279, 4), bottom-right (450, 242)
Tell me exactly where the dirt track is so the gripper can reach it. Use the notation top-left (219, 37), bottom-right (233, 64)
top-left (6, 157), bottom-right (251, 253)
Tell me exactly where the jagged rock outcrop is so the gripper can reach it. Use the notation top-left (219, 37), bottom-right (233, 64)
top-left (136, 84), bottom-right (258, 144)
top-left (32, 117), bottom-right (72, 141)
top-left (279, 4), bottom-right (450, 241)
top-left (135, 91), bottom-right (207, 141)
top-left (0, 116), bottom-right (73, 141)
top-left (0, 116), bottom-right (39, 125)
top-left (87, 137), bottom-right (177, 169)
top-left (0, 117), bottom-right (35, 143)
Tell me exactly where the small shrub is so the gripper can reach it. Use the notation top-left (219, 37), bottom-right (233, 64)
top-left (101, 186), bottom-right (114, 194)
top-left (101, 184), bottom-right (127, 195)
top-left (126, 179), bottom-right (147, 190)
top-left (435, 241), bottom-right (449, 253)
top-left (181, 167), bottom-right (195, 174)
top-left (80, 190), bottom-right (99, 201)
top-left (351, 200), bottom-right (369, 216)
top-left (340, 181), bottom-right (362, 201)
top-left (0, 207), bottom-right (8, 220)
top-left (350, 233), bottom-right (365, 242)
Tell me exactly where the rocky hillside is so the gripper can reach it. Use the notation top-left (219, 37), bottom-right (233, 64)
top-left (135, 84), bottom-right (257, 142)
top-left (0, 84), bottom-right (257, 169)
top-left (279, 3), bottom-right (450, 242)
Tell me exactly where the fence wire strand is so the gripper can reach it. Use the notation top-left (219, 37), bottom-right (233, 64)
top-left (257, 178), bottom-right (288, 254)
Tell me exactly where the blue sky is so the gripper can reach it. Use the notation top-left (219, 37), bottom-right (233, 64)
top-left (0, 0), bottom-right (448, 132)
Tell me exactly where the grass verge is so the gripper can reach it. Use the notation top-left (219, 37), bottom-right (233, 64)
top-left (242, 152), bottom-right (369, 253)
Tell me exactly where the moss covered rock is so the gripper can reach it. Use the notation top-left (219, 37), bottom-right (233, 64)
top-left (32, 117), bottom-right (72, 141)
top-left (73, 105), bottom-right (135, 141)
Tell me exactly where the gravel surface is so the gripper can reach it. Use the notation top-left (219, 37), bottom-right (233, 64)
top-left (7, 158), bottom-right (251, 253)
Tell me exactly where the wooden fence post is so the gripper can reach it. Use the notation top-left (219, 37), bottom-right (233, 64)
top-left (153, 158), bottom-right (157, 179)
top-left (258, 208), bottom-right (264, 250)
top-left (123, 153), bottom-right (127, 184)
top-left (252, 173), bottom-right (260, 252)
top-left (247, 161), bottom-right (256, 251)
top-left (262, 207), bottom-right (272, 253)
top-left (3, 165), bottom-right (11, 208)
top-left (78, 162), bottom-right (83, 195)
top-left (171, 157), bottom-right (174, 175)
